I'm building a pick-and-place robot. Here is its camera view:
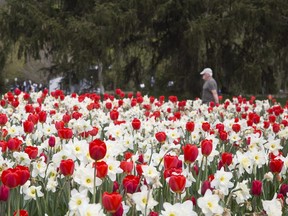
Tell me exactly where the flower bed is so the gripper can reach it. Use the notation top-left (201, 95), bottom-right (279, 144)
top-left (0, 88), bottom-right (288, 216)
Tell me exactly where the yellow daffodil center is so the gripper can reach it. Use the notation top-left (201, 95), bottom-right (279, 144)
top-left (142, 197), bottom-right (147, 204)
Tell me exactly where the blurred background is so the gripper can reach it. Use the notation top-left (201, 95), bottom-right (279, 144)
top-left (0, 0), bottom-right (287, 100)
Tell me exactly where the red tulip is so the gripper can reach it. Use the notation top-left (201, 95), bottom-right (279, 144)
top-left (113, 203), bottom-right (124, 216)
top-left (0, 113), bottom-right (8, 126)
top-left (164, 154), bottom-right (180, 170)
top-left (168, 174), bottom-right (186, 193)
top-left (1, 168), bottom-right (20, 188)
top-left (131, 118), bottom-right (141, 130)
top-left (115, 88), bottom-right (122, 95)
top-left (155, 132), bottom-right (166, 143)
top-left (251, 180), bottom-right (262, 196)
top-left (163, 168), bottom-right (182, 179)
top-left (201, 122), bottom-right (210, 132)
top-left (168, 95), bottom-right (178, 103)
top-left (38, 111), bottom-right (47, 123)
top-left (55, 121), bottom-right (65, 130)
top-left (24, 146), bottom-right (38, 159)
top-left (110, 110), bottom-right (119, 121)
top-left (149, 212), bottom-right (159, 216)
top-left (58, 128), bottom-right (73, 140)
top-left (120, 160), bottom-right (134, 174)
top-left (94, 161), bottom-right (108, 179)
top-left (122, 175), bottom-right (140, 194)
top-left (269, 159), bottom-right (284, 174)
top-left (14, 88), bottom-right (21, 95)
top-left (59, 159), bottom-right (75, 176)
top-left (13, 209), bottom-right (29, 216)
top-left (89, 127), bottom-right (99, 136)
top-left (7, 137), bottom-right (22, 152)
top-left (71, 111), bottom-right (82, 120)
top-left (131, 99), bottom-right (137, 107)
top-left (268, 115), bottom-right (276, 123)
top-left (89, 139), bottom-right (107, 161)
top-left (183, 144), bottom-right (198, 164)
top-left (62, 113), bottom-right (71, 123)
top-left (0, 99), bottom-right (6, 107)
top-left (185, 121), bottom-right (195, 132)
top-left (25, 104), bottom-right (34, 113)
top-left (232, 123), bottom-right (241, 133)
top-left (263, 121), bottom-right (270, 129)
top-left (102, 192), bottom-right (122, 213)
top-left (201, 139), bottom-right (213, 157)
top-left (0, 140), bottom-right (7, 152)
top-left (214, 124), bottom-right (223, 133)
top-left (23, 120), bottom-right (34, 134)
top-left (201, 180), bottom-right (213, 195)
top-left (221, 152), bottom-right (233, 166)
top-left (279, 184), bottom-right (288, 196)
top-left (113, 181), bottom-right (120, 192)
top-left (219, 130), bottom-right (228, 141)
top-left (48, 136), bottom-right (56, 147)
top-left (272, 123), bottom-right (280, 133)
top-left (28, 114), bottom-right (39, 124)
top-left (105, 102), bottom-right (112, 110)
top-left (15, 165), bottom-right (30, 186)
top-left (0, 185), bottom-right (10, 201)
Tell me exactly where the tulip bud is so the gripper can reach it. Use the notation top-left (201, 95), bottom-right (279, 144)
top-left (201, 139), bottom-right (213, 157)
top-left (48, 136), bottom-right (56, 147)
top-left (251, 180), bottom-right (262, 196)
top-left (0, 185), bottom-right (10, 201)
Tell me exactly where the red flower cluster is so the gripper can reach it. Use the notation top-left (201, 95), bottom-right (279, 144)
top-left (1, 165), bottom-right (30, 188)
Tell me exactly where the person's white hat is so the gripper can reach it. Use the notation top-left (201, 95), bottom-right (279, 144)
top-left (200, 68), bottom-right (213, 76)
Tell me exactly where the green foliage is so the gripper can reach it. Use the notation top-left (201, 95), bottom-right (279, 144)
top-left (0, 0), bottom-right (288, 96)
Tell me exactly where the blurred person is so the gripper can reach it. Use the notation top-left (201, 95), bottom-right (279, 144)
top-left (200, 68), bottom-right (219, 105)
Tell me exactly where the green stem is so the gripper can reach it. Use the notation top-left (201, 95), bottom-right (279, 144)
top-left (204, 157), bottom-right (208, 180)
top-left (93, 162), bottom-right (97, 203)
top-left (144, 186), bottom-right (151, 216)
top-left (8, 192), bottom-right (11, 216)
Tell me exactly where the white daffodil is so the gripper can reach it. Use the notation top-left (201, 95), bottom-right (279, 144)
top-left (69, 188), bottom-right (90, 213)
top-left (78, 203), bottom-right (105, 216)
top-left (52, 147), bottom-right (76, 167)
top-left (264, 137), bottom-right (282, 155)
top-left (73, 164), bottom-right (102, 193)
top-left (250, 149), bottom-right (267, 169)
top-left (68, 138), bottom-right (89, 162)
top-left (141, 164), bottom-right (162, 188)
top-left (235, 151), bottom-right (253, 175)
top-left (46, 178), bottom-right (58, 193)
top-left (23, 185), bottom-right (44, 201)
top-left (211, 167), bottom-right (234, 196)
top-left (197, 189), bottom-right (224, 216)
top-left (7, 124), bottom-right (23, 137)
top-left (45, 163), bottom-right (58, 180)
top-left (132, 185), bottom-right (158, 215)
top-left (104, 139), bottom-right (126, 160)
top-left (161, 200), bottom-right (197, 216)
top-left (278, 127), bottom-right (288, 139)
top-left (262, 193), bottom-right (282, 216)
top-left (234, 180), bottom-right (251, 204)
top-left (12, 151), bottom-right (31, 166)
top-left (105, 158), bottom-right (123, 181)
top-left (31, 157), bottom-right (47, 178)
top-left (40, 123), bottom-right (57, 137)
